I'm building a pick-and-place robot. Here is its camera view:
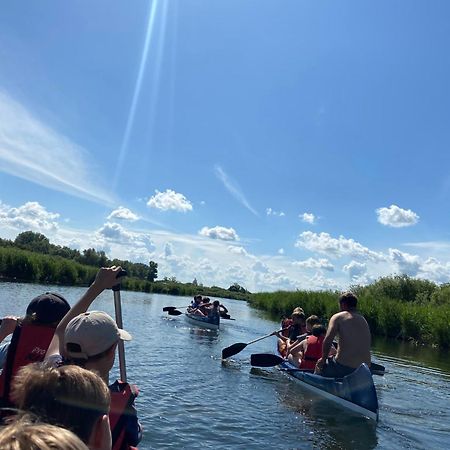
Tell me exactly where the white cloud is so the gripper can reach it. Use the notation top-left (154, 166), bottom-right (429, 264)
top-left (343, 260), bottom-right (367, 279)
top-left (147, 189), bottom-right (193, 212)
top-left (295, 231), bottom-right (384, 262)
top-left (266, 208), bottom-right (285, 217)
top-left (419, 258), bottom-right (450, 284)
top-left (107, 206), bottom-right (139, 221)
top-left (376, 204), bottom-right (419, 228)
top-left (293, 257), bottom-right (334, 271)
top-left (228, 245), bottom-right (249, 256)
top-left (278, 248), bottom-right (285, 255)
top-left (0, 201), bottom-right (59, 231)
top-left (214, 165), bottom-right (258, 216)
top-left (300, 212), bottom-right (316, 224)
top-left (97, 222), bottom-right (155, 252)
top-left (199, 226), bottom-right (239, 241)
top-left (388, 248), bottom-right (421, 276)
top-left (0, 91), bottom-right (113, 205)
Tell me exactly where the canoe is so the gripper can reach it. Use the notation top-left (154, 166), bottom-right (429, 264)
top-left (184, 311), bottom-right (220, 330)
top-left (278, 358), bottom-right (379, 422)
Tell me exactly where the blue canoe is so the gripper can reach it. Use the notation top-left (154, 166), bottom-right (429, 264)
top-left (278, 358), bottom-right (379, 421)
top-left (185, 311), bottom-right (220, 330)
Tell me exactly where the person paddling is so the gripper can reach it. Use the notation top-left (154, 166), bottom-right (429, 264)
top-left (45, 266), bottom-right (142, 450)
top-left (315, 292), bottom-right (371, 378)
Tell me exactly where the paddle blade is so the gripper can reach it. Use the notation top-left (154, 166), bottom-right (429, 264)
top-left (163, 306), bottom-right (177, 312)
top-left (167, 309), bottom-right (182, 316)
top-left (250, 353), bottom-right (285, 367)
top-left (221, 343), bottom-right (247, 359)
top-left (370, 362), bottom-right (385, 376)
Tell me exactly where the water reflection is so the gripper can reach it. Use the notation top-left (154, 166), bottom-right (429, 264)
top-left (188, 326), bottom-right (219, 345)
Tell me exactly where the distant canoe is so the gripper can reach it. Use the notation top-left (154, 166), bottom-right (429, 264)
top-left (185, 311), bottom-right (220, 330)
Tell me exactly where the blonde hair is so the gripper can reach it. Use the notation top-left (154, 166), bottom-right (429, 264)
top-left (11, 363), bottom-right (110, 444)
top-left (0, 419), bottom-right (88, 450)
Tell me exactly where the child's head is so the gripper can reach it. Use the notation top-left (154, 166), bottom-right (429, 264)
top-left (0, 419), bottom-right (89, 450)
top-left (63, 311), bottom-right (131, 373)
top-left (305, 315), bottom-right (320, 331)
top-left (291, 311), bottom-right (306, 325)
top-left (11, 363), bottom-right (111, 449)
top-left (24, 293), bottom-right (70, 326)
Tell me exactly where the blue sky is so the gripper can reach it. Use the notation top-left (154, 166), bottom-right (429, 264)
top-left (1, 0), bottom-right (450, 292)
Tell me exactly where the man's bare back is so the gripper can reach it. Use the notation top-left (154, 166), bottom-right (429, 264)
top-left (333, 310), bottom-right (371, 368)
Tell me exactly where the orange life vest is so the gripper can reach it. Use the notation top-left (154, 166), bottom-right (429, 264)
top-left (109, 380), bottom-right (140, 450)
top-left (299, 335), bottom-right (324, 370)
top-left (0, 323), bottom-right (55, 407)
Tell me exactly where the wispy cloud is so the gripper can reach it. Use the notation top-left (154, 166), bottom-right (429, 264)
top-left (214, 165), bottom-right (258, 216)
top-left (0, 91), bottom-right (114, 205)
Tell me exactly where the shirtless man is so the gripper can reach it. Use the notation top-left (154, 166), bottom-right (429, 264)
top-left (315, 292), bottom-right (371, 378)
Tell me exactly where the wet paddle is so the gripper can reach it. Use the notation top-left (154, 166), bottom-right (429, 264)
top-left (163, 306), bottom-right (189, 312)
top-left (221, 329), bottom-right (283, 359)
top-left (251, 353), bottom-right (284, 367)
top-left (167, 309), bottom-right (183, 316)
top-left (250, 353), bottom-right (386, 376)
top-left (113, 269), bottom-right (127, 382)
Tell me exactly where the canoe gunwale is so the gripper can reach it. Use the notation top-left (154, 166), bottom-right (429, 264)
top-left (184, 311), bottom-right (220, 330)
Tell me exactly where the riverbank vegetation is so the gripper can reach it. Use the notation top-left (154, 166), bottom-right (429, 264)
top-left (0, 232), bottom-right (250, 301)
top-left (250, 275), bottom-right (450, 348)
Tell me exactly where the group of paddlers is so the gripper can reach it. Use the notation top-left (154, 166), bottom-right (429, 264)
top-left (278, 292), bottom-right (372, 378)
top-left (0, 266), bottom-right (140, 450)
top-left (188, 295), bottom-right (229, 319)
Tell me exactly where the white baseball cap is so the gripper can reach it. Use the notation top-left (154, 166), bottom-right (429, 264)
top-left (64, 311), bottom-right (132, 359)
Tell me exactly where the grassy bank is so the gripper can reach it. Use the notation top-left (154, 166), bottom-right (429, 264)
top-left (249, 276), bottom-right (450, 348)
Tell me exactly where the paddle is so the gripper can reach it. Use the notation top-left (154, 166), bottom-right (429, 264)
top-left (251, 353), bottom-right (284, 367)
top-left (221, 329), bottom-right (283, 359)
top-left (250, 353), bottom-right (386, 376)
top-left (167, 309), bottom-right (183, 316)
top-left (163, 306), bottom-right (189, 312)
top-left (113, 269), bottom-right (127, 382)
top-left (370, 362), bottom-right (385, 376)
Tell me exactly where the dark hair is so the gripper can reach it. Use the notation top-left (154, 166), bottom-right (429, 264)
top-left (306, 315), bottom-right (320, 327)
top-left (311, 324), bottom-right (327, 337)
top-left (339, 292), bottom-right (358, 308)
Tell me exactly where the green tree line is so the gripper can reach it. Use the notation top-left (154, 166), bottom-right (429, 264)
top-left (0, 232), bottom-right (250, 301)
top-left (249, 275), bottom-right (450, 348)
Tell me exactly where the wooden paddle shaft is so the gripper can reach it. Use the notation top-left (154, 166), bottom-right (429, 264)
top-left (113, 279), bottom-right (127, 383)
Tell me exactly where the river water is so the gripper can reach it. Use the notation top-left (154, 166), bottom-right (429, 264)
top-left (1, 282), bottom-right (449, 449)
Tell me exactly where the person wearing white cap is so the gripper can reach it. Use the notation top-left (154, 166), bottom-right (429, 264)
top-left (45, 266), bottom-right (141, 449)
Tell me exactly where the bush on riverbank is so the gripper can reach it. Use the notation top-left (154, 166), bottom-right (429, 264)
top-left (249, 275), bottom-right (450, 348)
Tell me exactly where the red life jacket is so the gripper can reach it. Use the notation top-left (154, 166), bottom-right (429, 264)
top-left (299, 335), bottom-right (324, 370)
top-left (109, 380), bottom-right (140, 450)
top-left (0, 323), bottom-right (55, 406)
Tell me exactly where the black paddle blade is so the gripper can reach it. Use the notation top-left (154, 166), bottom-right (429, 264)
top-left (167, 309), bottom-right (182, 316)
top-left (221, 342), bottom-right (247, 359)
top-left (163, 306), bottom-right (177, 312)
top-left (250, 353), bottom-right (285, 367)
top-left (370, 362), bottom-right (385, 376)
